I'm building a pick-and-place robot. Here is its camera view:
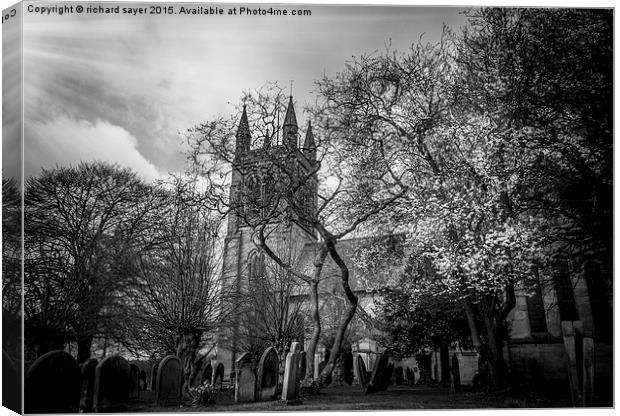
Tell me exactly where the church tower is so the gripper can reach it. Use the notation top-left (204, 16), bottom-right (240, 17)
top-left (217, 97), bottom-right (318, 376)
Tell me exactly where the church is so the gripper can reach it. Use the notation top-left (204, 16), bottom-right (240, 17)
top-left (207, 96), bottom-right (612, 405)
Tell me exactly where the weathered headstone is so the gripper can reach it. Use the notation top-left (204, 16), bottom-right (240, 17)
top-left (297, 351), bottom-right (307, 383)
top-left (343, 352), bottom-right (354, 385)
top-left (156, 355), bottom-right (182, 406)
top-left (450, 354), bottom-right (461, 393)
top-left (257, 347), bottom-right (279, 401)
top-left (405, 367), bottom-right (413, 385)
top-left (384, 363), bottom-right (394, 389)
top-left (313, 353), bottom-right (321, 379)
top-left (582, 336), bottom-right (594, 406)
top-left (139, 370), bottom-right (147, 391)
top-left (561, 320), bottom-right (582, 405)
top-left (365, 351), bottom-right (389, 394)
top-left (395, 366), bottom-right (404, 385)
top-left (354, 355), bottom-right (368, 390)
top-left (281, 343), bottom-right (301, 403)
top-left (235, 352), bottom-right (257, 403)
top-left (150, 359), bottom-right (161, 390)
top-left (203, 363), bottom-right (213, 385)
top-left (213, 362), bottom-right (225, 390)
top-left (129, 363), bottom-right (140, 400)
top-left (80, 358), bottom-right (98, 412)
top-left (94, 355), bottom-right (131, 412)
top-left (25, 350), bottom-right (81, 413)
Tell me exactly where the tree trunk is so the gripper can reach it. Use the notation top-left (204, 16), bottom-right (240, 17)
top-left (176, 330), bottom-right (203, 396)
top-left (317, 239), bottom-right (358, 386)
top-left (77, 336), bottom-right (93, 364)
top-left (440, 341), bottom-right (450, 385)
top-left (304, 280), bottom-right (321, 383)
top-left (481, 315), bottom-right (510, 390)
top-left (462, 283), bottom-right (515, 392)
top-left (303, 245), bottom-right (328, 385)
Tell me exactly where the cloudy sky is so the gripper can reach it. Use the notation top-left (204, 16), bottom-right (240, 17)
top-left (4, 2), bottom-right (469, 182)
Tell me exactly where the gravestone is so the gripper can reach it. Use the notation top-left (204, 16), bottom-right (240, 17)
top-left (25, 350), bottom-right (81, 413)
top-left (450, 354), bottom-right (461, 393)
top-left (582, 336), bottom-right (594, 406)
top-left (383, 363), bottom-right (394, 389)
top-left (281, 343), bottom-right (301, 403)
top-left (129, 364), bottom-right (140, 400)
top-left (203, 363), bottom-right (213, 385)
top-left (343, 352), bottom-right (354, 385)
top-left (156, 355), bottom-right (182, 406)
top-left (212, 362), bottom-right (224, 390)
top-left (354, 355), bottom-right (368, 390)
top-left (139, 370), bottom-right (147, 391)
top-left (365, 351), bottom-right (389, 394)
top-left (150, 359), bottom-right (161, 390)
top-left (297, 351), bottom-right (307, 383)
top-left (257, 347), bottom-right (279, 401)
top-left (417, 354), bottom-right (431, 384)
top-left (314, 354), bottom-right (321, 379)
top-left (94, 355), bottom-right (130, 412)
top-left (79, 358), bottom-right (98, 412)
top-left (235, 352), bottom-right (257, 403)
top-left (406, 367), bottom-right (415, 385)
top-left (395, 366), bottom-right (404, 385)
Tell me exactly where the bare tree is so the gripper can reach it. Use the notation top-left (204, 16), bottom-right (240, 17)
top-left (186, 83), bottom-right (409, 386)
top-left (125, 176), bottom-right (233, 393)
top-left (24, 162), bottom-right (161, 362)
top-left (232, 238), bottom-right (323, 380)
top-left (3, 175), bottom-right (22, 360)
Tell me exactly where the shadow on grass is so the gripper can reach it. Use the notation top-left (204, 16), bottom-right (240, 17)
top-left (127, 384), bottom-right (572, 413)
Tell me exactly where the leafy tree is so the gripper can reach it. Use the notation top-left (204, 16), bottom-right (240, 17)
top-left (458, 8), bottom-right (613, 284)
top-left (313, 25), bottom-right (549, 389)
top-left (448, 7), bottom-right (613, 385)
top-left (377, 252), bottom-right (471, 377)
top-left (349, 8), bottom-right (611, 390)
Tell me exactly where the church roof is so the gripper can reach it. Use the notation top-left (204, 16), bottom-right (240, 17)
top-left (283, 96), bottom-right (298, 128)
top-left (235, 104), bottom-right (251, 151)
top-left (303, 121), bottom-right (316, 151)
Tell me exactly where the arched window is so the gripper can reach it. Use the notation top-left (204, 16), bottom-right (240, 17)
top-left (262, 178), bottom-right (274, 216)
top-left (244, 175), bottom-right (261, 219)
top-left (248, 251), bottom-right (265, 285)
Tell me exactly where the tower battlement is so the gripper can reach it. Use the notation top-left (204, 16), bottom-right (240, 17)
top-left (227, 97), bottom-right (317, 237)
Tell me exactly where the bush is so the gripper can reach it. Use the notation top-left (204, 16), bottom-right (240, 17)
top-left (188, 382), bottom-right (216, 406)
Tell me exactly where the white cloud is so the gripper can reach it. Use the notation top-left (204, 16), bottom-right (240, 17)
top-left (25, 116), bottom-right (162, 183)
